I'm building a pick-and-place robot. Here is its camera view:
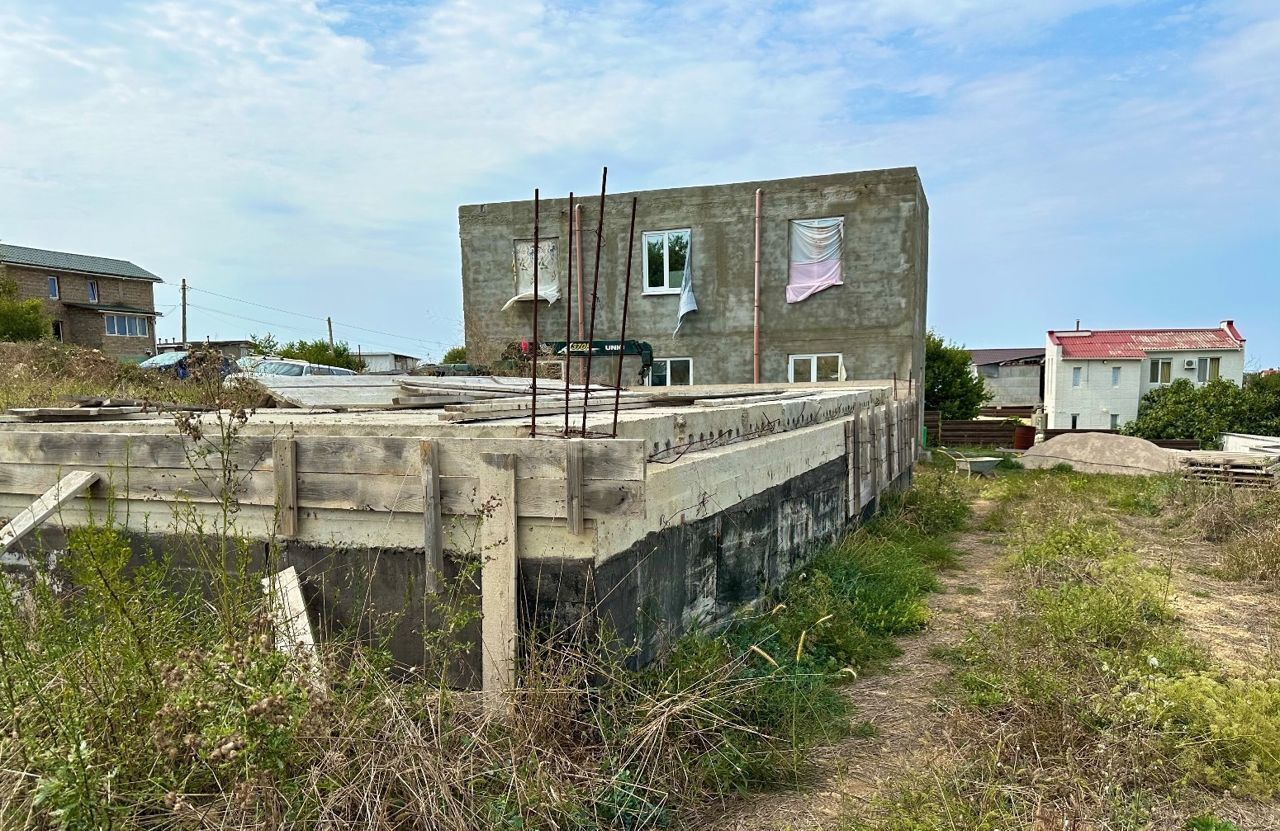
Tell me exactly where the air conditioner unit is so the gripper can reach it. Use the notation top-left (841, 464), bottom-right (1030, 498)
top-left (1183, 359), bottom-right (1197, 370)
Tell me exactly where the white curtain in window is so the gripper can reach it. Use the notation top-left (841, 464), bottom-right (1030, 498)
top-left (503, 239), bottom-right (561, 310)
top-left (674, 243), bottom-right (698, 335)
top-left (786, 218), bottom-right (843, 303)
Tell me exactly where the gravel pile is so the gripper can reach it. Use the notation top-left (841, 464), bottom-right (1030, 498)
top-left (1021, 432), bottom-right (1175, 476)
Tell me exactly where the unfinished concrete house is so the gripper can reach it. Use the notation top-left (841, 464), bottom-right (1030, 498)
top-left (459, 168), bottom-right (928, 389)
top-left (1, 171), bottom-right (928, 695)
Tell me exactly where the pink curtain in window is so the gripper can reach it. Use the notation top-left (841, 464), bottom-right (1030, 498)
top-left (787, 218), bottom-right (843, 303)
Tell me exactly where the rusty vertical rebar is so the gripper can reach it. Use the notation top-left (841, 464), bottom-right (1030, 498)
top-left (581, 167), bottom-right (607, 434)
top-left (611, 196), bottom-right (638, 436)
top-left (531, 188), bottom-right (540, 436)
top-left (563, 192), bottom-right (575, 435)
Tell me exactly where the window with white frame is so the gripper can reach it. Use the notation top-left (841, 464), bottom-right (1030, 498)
top-left (1111, 366), bottom-right (1121, 387)
top-left (1110, 413), bottom-right (1120, 429)
top-left (789, 353), bottom-right (843, 383)
top-left (47, 276), bottom-right (59, 299)
top-left (1196, 357), bottom-right (1221, 383)
top-left (104, 314), bottom-right (150, 337)
top-left (87, 280), bottom-right (99, 304)
top-left (647, 357), bottom-right (692, 386)
top-left (1148, 359), bottom-right (1172, 384)
top-left (642, 229), bottom-right (689, 294)
top-left (1072, 366), bottom-right (1082, 387)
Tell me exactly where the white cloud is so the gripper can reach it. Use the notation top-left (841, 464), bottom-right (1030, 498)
top-left (0, 0), bottom-right (1277, 360)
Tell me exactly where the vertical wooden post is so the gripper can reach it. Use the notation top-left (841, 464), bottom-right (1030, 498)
top-left (844, 415), bottom-right (861, 518)
top-left (869, 407), bottom-right (880, 499)
top-left (479, 452), bottom-right (518, 714)
top-left (272, 438), bottom-right (297, 538)
top-left (420, 440), bottom-right (444, 593)
top-left (565, 438), bottom-right (584, 535)
top-left (887, 402), bottom-right (898, 481)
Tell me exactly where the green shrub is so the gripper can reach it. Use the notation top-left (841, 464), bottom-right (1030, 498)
top-left (1126, 673), bottom-right (1280, 798)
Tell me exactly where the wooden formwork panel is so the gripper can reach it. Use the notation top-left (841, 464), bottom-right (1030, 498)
top-left (0, 432), bottom-right (646, 524)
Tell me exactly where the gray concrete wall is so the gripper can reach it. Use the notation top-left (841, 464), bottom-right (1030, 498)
top-left (976, 363), bottom-right (1043, 407)
top-left (459, 168), bottom-right (928, 387)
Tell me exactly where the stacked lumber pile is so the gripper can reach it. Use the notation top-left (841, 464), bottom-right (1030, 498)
top-left (1177, 450), bottom-right (1280, 490)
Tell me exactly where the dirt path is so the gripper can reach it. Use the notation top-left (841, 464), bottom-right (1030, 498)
top-left (697, 500), bottom-right (1014, 831)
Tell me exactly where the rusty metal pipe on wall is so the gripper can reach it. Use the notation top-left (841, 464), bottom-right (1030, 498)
top-left (753, 188), bottom-right (762, 384)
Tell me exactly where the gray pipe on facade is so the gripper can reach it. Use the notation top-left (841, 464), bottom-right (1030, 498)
top-left (753, 188), bottom-right (762, 384)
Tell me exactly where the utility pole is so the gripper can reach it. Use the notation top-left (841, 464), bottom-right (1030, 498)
top-left (180, 278), bottom-right (188, 346)
top-left (326, 316), bottom-right (334, 349)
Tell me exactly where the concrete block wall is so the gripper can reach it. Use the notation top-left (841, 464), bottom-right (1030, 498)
top-left (459, 168), bottom-right (928, 389)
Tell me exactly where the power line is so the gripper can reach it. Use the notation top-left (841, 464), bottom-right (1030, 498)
top-left (185, 302), bottom-right (446, 356)
top-left (183, 283), bottom-right (463, 347)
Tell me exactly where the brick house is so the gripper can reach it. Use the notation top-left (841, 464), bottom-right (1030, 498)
top-left (0, 243), bottom-right (162, 360)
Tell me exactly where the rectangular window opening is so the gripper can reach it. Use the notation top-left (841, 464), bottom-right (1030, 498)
top-left (789, 353), bottom-right (843, 383)
top-left (642, 229), bottom-right (690, 294)
top-left (1070, 413), bottom-right (1080, 429)
top-left (1149, 359), bottom-right (1172, 384)
top-left (104, 314), bottom-right (150, 337)
top-left (52, 321), bottom-right (64, 342)
top-left (647, 357), bottom-right (692, 386)
top-left (1072, 366), bottom-right (1082, 387)
top-left (48, 276), bottom-right (59, 299)
top-left (87, 280), bottom-right (99, 304)
top-left (1111, 366), bottom-right (1121, 387)
top-left (1110, 413), bottom-right (1119, 429)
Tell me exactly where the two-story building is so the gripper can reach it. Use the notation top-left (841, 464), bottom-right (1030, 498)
top-left (1043, 322), bottom-right (1246, 430)
top-left (458, 168), bottom-right (928, 389)
top-left (0, 243), bottom-right (162, 360)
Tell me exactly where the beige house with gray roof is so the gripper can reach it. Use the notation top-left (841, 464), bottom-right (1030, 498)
top-left (0, 243), bottom-right (162, 360)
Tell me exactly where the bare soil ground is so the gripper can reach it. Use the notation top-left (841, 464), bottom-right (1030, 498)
top-left (695, 500), bottom-right (1013, 830)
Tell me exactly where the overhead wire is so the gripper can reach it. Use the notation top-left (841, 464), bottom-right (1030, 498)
top-left (183, 283), bottom-right (462, 348)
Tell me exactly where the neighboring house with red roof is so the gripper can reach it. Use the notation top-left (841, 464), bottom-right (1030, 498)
top-left (968, 347), bottom-right (1045, 408)
top-left (1044, 321), bottom-right (1246, 430)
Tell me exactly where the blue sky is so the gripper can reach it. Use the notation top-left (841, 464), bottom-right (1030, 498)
top-left (1, 0), bottom-right (1277, 365)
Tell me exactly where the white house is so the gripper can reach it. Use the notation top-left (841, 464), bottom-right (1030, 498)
top-left (1043, 321), bottom-right (1246, 430)
top-left (360, 352), bottom-right (421, 373)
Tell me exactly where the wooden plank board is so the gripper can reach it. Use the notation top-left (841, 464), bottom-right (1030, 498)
top-left (0, 462), bottom-right (643, 519)
top-left (420, 440), bottom-right (444, 592)
top-left (438, 399), bottom-right (655, 423)
top-left (273, 438), bottom-right (298, 537)
top-left (260, 567), bottom-right (321, 679)
top-left (479, 452), bottom-right (517, 712)
top-left (0, 431), bottom-right (274, 471)
top-left (0, 470), bottom-right (99, 553)
top-left (565, 438), bottom-right (584, 535)
top-left (0, 432), bottom-right (645, 482)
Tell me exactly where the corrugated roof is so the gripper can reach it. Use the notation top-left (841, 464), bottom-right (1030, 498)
top-left (0, 243), bottom-right (162, 282)
top-left (1048, 324), bottom-right (1245, 359)
top-left (969, 348), bottom-right (1045, 366)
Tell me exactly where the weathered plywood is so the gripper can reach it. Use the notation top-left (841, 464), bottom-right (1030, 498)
top-left (0, 470), bottom-right (99, 553)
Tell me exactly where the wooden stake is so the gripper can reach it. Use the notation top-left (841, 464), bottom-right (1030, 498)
top-left (420, 440), bottom-right (444, 593)
top-left (273, 438), bottom-right (298, 537)
top-left (565, 438), bottom-right (584, 535)
top-left (479, 452), bottom-right (517, 715)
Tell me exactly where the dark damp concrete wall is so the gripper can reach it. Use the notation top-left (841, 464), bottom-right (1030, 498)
top-left (524, 461), bottom-right (914, 668)
top-left (459, 168), bottom-right (928, 388)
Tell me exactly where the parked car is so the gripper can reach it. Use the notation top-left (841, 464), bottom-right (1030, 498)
top-left (231, 358), bottom-right (357, 377)
top-left (138, 350), bottom-right (233, 378)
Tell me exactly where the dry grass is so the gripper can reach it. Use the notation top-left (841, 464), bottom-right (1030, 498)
top-left (0, 340), bottom-right (202, 410)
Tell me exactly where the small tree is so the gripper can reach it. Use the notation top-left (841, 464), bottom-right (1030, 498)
top-left (0, 275), bottom-right (49, 342)
top-left (248, 332), bottom-right (281, 355)
top-left (924, 331), bottom-right (990, 420)
top-left (441, 345), bottom-right (467, 364)
top-left (278, 338), bottom-right (366, 371)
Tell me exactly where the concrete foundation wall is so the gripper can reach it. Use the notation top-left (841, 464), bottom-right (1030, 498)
top-left (459, 168), bottom-right (928, 388)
